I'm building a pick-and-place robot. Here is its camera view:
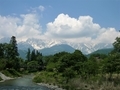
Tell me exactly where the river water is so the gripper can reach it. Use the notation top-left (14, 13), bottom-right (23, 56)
top-left (0, 74), bottom-right (51, 90)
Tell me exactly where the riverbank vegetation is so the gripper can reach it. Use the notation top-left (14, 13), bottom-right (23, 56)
top-left (33, 37), bottom-right (120, 90)
top-left (0, 36), bottom-right (120, 89)
top-left (0, 36), bottom-right (23, 78)
top-left (1, 69), bottom-right (21, 78)
top-left (0, 36), bottom-right (44, 78)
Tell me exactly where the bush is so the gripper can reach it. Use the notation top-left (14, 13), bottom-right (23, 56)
top-left (33, 75), bottom-right (42, 83)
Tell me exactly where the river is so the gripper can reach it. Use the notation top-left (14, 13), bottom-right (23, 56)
top-left (0, 74), bottom-right (51, 90)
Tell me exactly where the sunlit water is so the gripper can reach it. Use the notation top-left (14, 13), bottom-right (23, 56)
top-left (0, 74), bottom-right (51, 90)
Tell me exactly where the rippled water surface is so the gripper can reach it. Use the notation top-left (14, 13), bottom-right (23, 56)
top-left (0, 74), bottom-right (51, 90)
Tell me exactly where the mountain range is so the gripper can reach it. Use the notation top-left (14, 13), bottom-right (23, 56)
top-left (17, 38), bottom-right (113, 54)
top-left (0, 37), bottom-right (113, 59)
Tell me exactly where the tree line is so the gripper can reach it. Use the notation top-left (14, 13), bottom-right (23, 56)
top-left (33, 37), bottom-right (120, 89)
top-left (0, 36), bottom-right (45, 73)
top-left (0, 36), bottom-right (120, 89)
top-left (25, 48), bottom-right (44, 72)
top-left (0, 36), bottom-right (20, 71)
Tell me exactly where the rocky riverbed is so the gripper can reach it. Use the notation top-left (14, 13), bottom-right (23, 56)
top-left (37, 83), bottom-right (65, 90)
top-left (0, 72), bottom-right (14, 82)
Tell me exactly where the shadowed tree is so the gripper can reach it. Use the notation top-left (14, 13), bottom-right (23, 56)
top-left (102, 37), bottom-right (120, 80)
top-left (0, 43), bottom-right (4, 58)
top-left (9, 36), bottom-right (20, 70)
top-left (112, 37), bottom-right (120, 53)
top-left (10, 36), bottom-right (19, 59)
top-left (26, 48), bottom-right (31, 61)
top-left (31, 49), bottom-right (36, 61)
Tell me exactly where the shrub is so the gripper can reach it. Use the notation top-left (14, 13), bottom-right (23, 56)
top-left (33, 75), bottom-right (42, 83)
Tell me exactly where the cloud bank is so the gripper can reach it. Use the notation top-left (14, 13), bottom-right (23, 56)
top-left (45, 13), bottom-right (120, 43)
top-left (45, 14), bottom-right (101, 38)
top-left (0, 7), bottom-right (119, 44)
top-left (0, 13), bottom-right (42, 41)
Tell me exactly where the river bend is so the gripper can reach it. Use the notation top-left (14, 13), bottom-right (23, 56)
top-left (0, 74), bottom-right (51, 90)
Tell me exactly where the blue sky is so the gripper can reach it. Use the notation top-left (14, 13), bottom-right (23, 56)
top-left (0, 0), bottom-right (120, 43)
top-left (0, 0), bottom-right (120, 30)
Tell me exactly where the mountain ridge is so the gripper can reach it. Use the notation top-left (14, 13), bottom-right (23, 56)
top-left (39, 44), bottom-right (75, 55)
top-left (0, 37), bottom-right (113, 55)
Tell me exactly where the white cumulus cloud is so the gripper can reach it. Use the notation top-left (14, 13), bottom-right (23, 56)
top-left (0, 13), bottom-right (42, 41)
top-left (95, 28), bottom-right (120, 43)
top-left (45, 13), bottom-right (120, 44)
top-left (0, 15), bottom-right (20, 38)
top-left (45, 14), bottom-right (101, 38)
top-left (0, 12), bottom-right (119, 44)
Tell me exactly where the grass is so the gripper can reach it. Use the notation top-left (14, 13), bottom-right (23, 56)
top-left (66, 74), bottom-right (120, 90)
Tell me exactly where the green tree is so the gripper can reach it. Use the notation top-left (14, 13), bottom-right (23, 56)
top-left (0, 43), bottom-right (4, 58)
top-left (9, 36), bottom-right (19, 58)
top-left (26, 48), bottom-right (31, 61)
top-left (56, 50), bottom-right (87, 79)
top-left (31, 49), bottom-right (36, 61)
top-left (27, 61), bottom-right (39, 72)
top-left (36, 54), bottom-right (44, 70)
top-left (4, 43), bottom-right (12, 59)
top-left (106, 54), bottom-right (120, 76)
top-left (57, 54), bottom-right (70, 72)
top-left (102, 37), bottom-right (120, 80)
top-left (71, 50), bottom-right (87, 75)
top-left (0, 58), bottom-right (7, 70)
top-left (3, 36), bottom-right (20, 70)
top-left (71, 50), bottom-right (87, 62)
top-left (113, 37), bottom-right (120, 53)
top-left (63, 68), bottom-right (76, 83)
top-left (85, 58), bottom-right (99, 77)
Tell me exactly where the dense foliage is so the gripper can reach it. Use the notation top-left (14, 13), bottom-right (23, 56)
top-left (33, 37), bottom-right (120, 89)
top-left (0, 36), bottom-right (120, 89)
top-left (25, 48), bottom-right (44, 72)
top-left (0, 36), bottom-right (21, 71)
top-left (0, 36), bottom-right (45, 73)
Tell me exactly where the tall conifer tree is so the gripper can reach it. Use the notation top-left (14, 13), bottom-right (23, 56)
top-left (10, 36), bottom-right (19, 58)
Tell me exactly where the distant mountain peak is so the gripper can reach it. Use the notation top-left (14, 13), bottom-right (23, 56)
top-left (0, 37), bottom-right (113, 54)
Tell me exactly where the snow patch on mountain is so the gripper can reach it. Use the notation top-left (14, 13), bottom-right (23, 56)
top-left (0, 37), bottom-right (113, 54)
top-left (25, 38), bottom-right (62, 50)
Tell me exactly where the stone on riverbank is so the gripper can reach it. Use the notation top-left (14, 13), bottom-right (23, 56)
top-left (0, 72), bottom-right (13, 82)
top-left (37, 83), bottom-right (65, 90)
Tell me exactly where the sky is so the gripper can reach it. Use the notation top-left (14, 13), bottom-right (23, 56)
top-left (0, 0), bottom-right (120, 44)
